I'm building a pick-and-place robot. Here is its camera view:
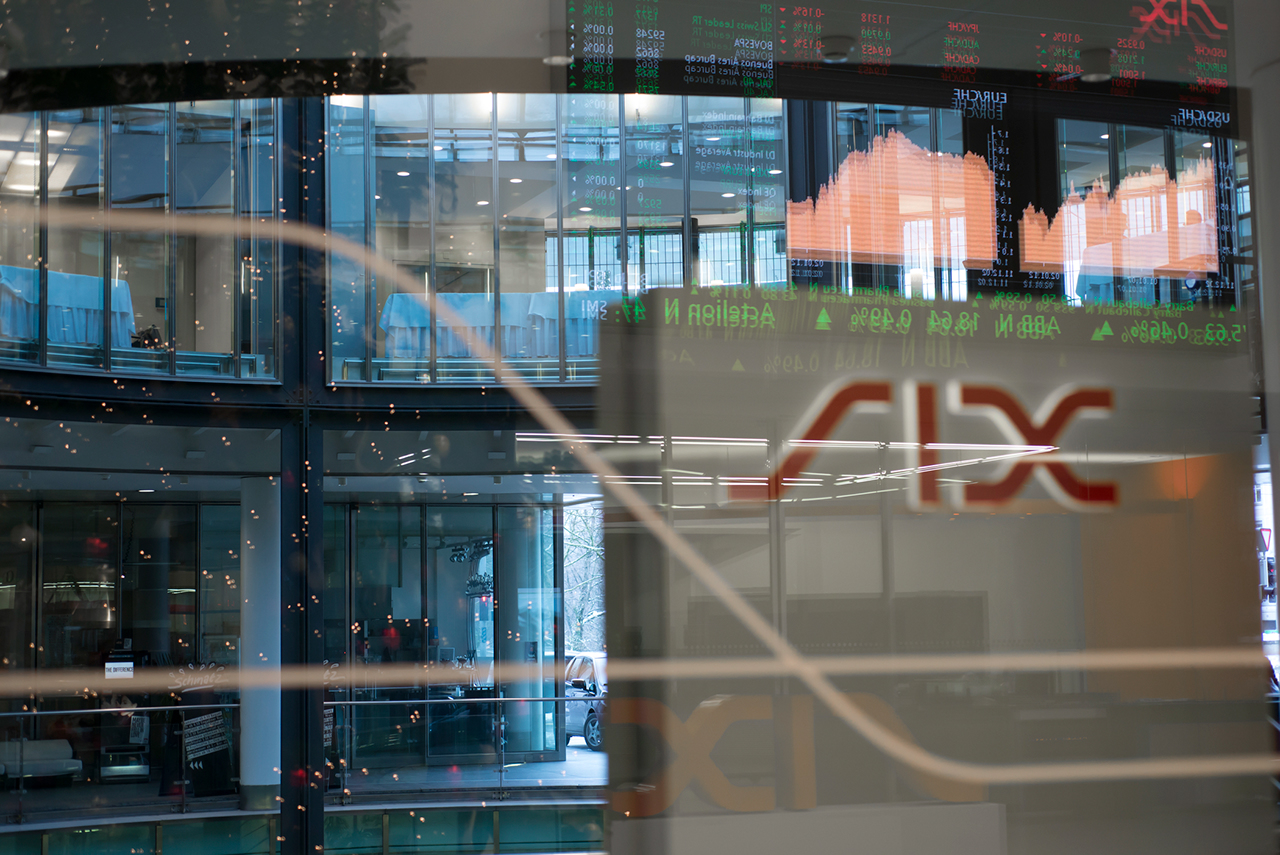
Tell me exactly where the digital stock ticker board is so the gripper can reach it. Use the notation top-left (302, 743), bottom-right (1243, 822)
top-left (563, 0), bottom-right (1243, 310)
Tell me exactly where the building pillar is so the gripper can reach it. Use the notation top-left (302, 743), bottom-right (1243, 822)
top-left (240, 476), bottom-right (281, 810)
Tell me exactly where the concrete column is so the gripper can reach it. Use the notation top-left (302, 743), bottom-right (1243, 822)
top-left (240, 476), bottom-right (281, 810)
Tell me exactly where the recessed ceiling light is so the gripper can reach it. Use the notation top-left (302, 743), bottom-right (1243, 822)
top-left (397, 171), bottom-right (410, 176)
top-left (374, 194), bottom-right (381, 199)
top-left (659, 161), bottom-right (674, 167)
top-left (477, 200), bottom-right (490, 205)
top-left (1100, 134), bottom-right (1109, 140)
top-left (546, 153), bottom-right (557, 159)
top-left (138, 489), bottom-right (155, 493)
top-left (721, 192), bottom-right (735, 198)
top-left (1202, 141), bottom-right (1213, 148)
top-left (768, 168), bottom-right (782, 175)
top-left (579, 206), bottom-right (592, 212)
top-left (509, 178), bottom-right (523, 183)
top-left (706, 136), bottom-right (720, 141)
top-left (433, 145), bottom-right (443, 151)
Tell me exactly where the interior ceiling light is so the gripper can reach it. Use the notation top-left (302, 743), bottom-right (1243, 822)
top-left (706, 136), bottom-right (720, 141)
top-left (579, 206), bottom-right (592, 212)
top-left (768, 168), bottom-right (783, 174)
top-left (396, 171), bottom-right (410, 176)
top-left (476, 200), bottom-right (489, 205)
top-left (1101, 134), bottom-right (1110, 139)
top-left (1202, 141), bottom-right (1213, 148)
top-left (721, 192), bottom-right (735, 198)
top-left (509, 178), bottom-right (523, 183)
top-left (659, 161), bottom-right (674, 167)
top-left (543, 55), bottom-right (574, 66)
top-left (820, 35), bottom-right (857, 63)
top-left (1080, 47), bottom-right (1114, 83)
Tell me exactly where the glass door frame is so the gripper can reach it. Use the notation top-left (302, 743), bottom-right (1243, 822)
top-left (330, 499), bottom-right (567, 769)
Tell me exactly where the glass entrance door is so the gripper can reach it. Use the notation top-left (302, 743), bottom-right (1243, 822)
top-left (496, 506), bottom-right (560, 759)
top-left (425, 506), bottom-right (498, 761)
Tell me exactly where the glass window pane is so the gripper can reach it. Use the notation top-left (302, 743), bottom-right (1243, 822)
top-left (496, 505), bottom-right (559, 754)
top-left (425, 506), bottom-right (496, 758)
top-left (174, 101), bottom-right (235, 376)
top-left (387, 808), bottom-right (494, 854)
top-left (835, 102), bottom-right (872, 158)
top-left (120, 505), bottom-right (196, 667)
top-left (351, 505), bottom-right (426, 768)
top-left (1117, 123), bottom-right (1166, 179)
top-left (624, 93), bottom-right (683, 288)
top-left (0, 502), bottom-right (35, 681)
top-left (323, 504), bottom-right (348, 667)
top-left (689, 97), bottom-right (747, 288)
top-left (372, 94), bottom-right (432, 383)
top-left (749, 99), bottom-right (786, 288)
top-left (159, 817), bottom-right (270, 855)
top-left (1056, 119), bottom-right (1113, 304)
top-left (497, 93), bottom-right (560, 381)
top-left (1059, 118), bottom-right (1111, 198)
top-left (434, 93), bottom-right (495, 383)
top-left (47, 108), bottom-right (106, 371)
top-left (0, 112), bottom-right (40, 364)
top-left (110, 103), bottom-right (170, 374)
top-left (562, 94), bottom-right (620, 380)
top-left (238, 99), bottom-right (277, 377)
top-left (198, 505), bottom-right (240, 666)
top-left (40, 504), bottom-right (118, 671)
top-left (327, 96), bottom-right (369, 382)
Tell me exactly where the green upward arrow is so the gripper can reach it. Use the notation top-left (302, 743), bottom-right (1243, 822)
top-left (815, 308), bottom-right (832, 330)
top-left (1091, 321), bottom-right (1114, 341)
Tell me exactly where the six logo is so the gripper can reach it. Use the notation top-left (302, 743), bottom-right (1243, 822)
top-left (731, 380), bottom-right (1117, 511)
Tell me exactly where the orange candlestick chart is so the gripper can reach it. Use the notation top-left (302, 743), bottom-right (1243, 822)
top-left (1019, 159), bottom-right (1218, 289)
top-left (786, 131), bottom-right (998, 277)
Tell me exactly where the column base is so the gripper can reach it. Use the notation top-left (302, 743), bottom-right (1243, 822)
top-left (241, 783), bottom-right (280, 811)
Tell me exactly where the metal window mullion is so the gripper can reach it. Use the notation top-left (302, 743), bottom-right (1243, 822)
top-left (363, 96), bottom-right (374, 383)
top-left (618, 95), bottom-right (629, 296)
top-left (232, 100), bottom-right (242, 380)
top-left (270, 98), bottom-right (282, 378)
top-left (37, 112), bottom-right (49, 368)
top-left (168, 102), bottom-right (177, 376)
top-left (556, 95), bottom-right (566, 383)
top-left (428, 96), bottom-right (437, 383)
top-left (681, 96), bottom-right (692, 290)
top-left (492, 94), bottom-right (502, 368)
top-left (103, 107), bottom-right (113, 372)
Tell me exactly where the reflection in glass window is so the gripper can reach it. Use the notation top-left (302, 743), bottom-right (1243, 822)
top-left (110, 103), bottom-right (170, 374)
top-left (497, 94), bottom-right (560, 381)
top-left (46, 108), bottom-right (107, 372)
top-left (328, 95), bottom-right (369, 382)
top-left (41, 504), bottom-right (118, 671)
top-left (199, 505), bottom-right (240, 666)
top-left (120, 505), bottom-right (196, 666)
top-left (625, 94), bottom-right (684, 287)
top-left (373, 94), bottom-right (433, 382)
top-left (0, 113), bottom-right (40, 363)
top-left (174, 101), bottom-right (235, 375)
top-left (238, 99), bottom-right (277, 377)
top-left (434, 94), bottom-right (496, 383)
top-left (821, 103), bottom-right (978, 299)
top-left (0, 503), bottom-right (35, 680)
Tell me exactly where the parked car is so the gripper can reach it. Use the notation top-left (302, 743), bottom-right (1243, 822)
top-left (564, 652), bottom-right (606, 751)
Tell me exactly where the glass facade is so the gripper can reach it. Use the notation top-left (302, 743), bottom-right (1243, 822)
top-left (0, 103), bottom-right (278, 378)
top-left (327, 93), bottom-right (788, 384)
top-left (0, 0), bottom-right (1275, 852)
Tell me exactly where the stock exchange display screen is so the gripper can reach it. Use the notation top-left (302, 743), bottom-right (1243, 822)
top-left (567, 0), bottom-right (1233, 98)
